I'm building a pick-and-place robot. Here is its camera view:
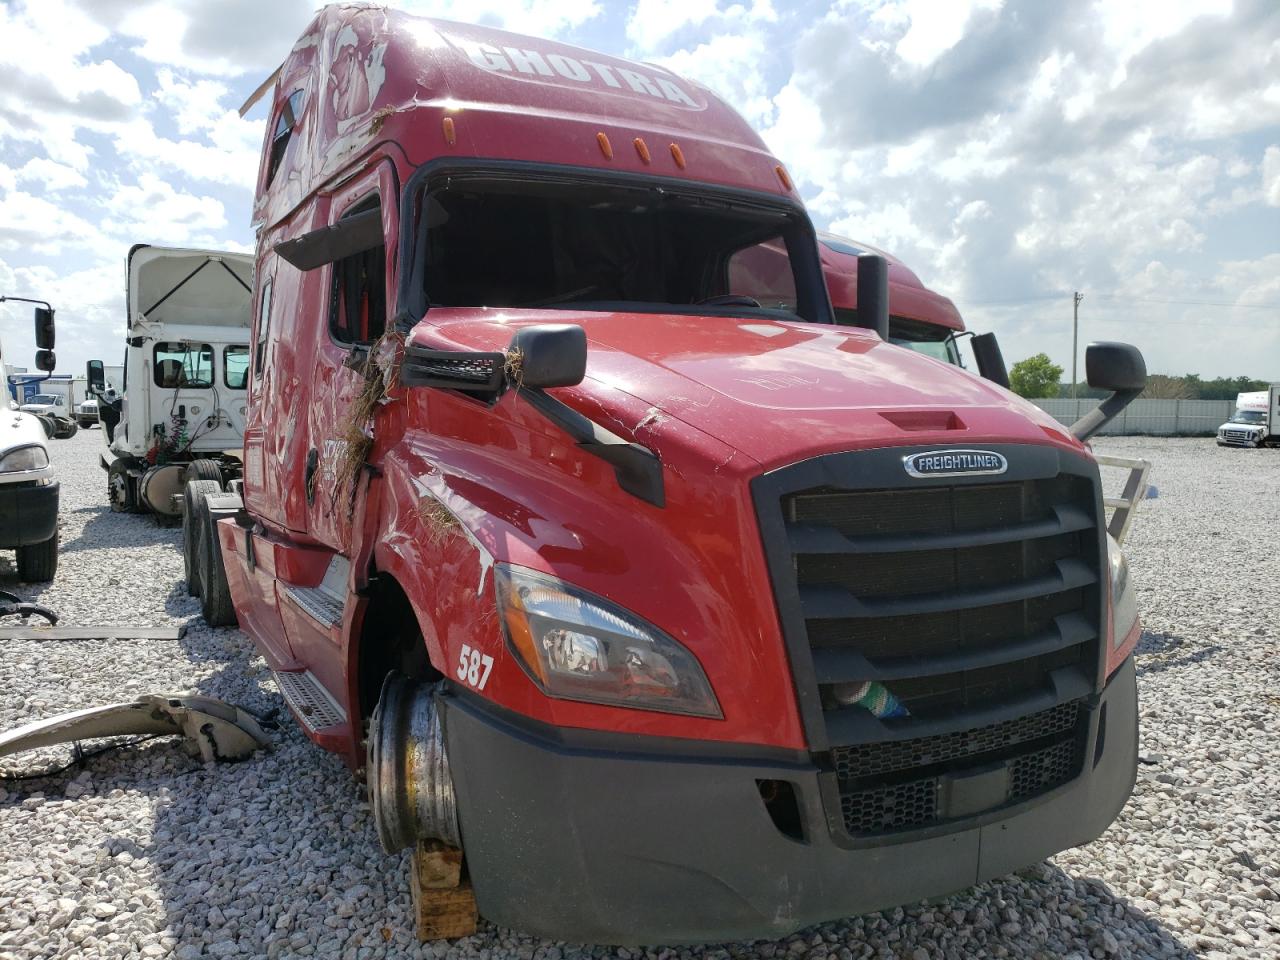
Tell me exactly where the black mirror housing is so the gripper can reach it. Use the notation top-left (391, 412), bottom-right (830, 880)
top-left (970, 332), bottom-right (1010, 389)
top-left (35, 349), bottom-right (55, 372)
top-left (508, 324), bottom-right (587, 390)
top-left (1085, 341), bottom-right (1146, 392)
top-left (1070, 341), bottom-right (1147, 442)
top-left (86, 359), bottom-right (106, 393)
top-left (34, 306), bottom-right (55, 350)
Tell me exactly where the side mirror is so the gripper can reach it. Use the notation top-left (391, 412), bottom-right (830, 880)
top-left (35, 350), bottom-right (55, 372)
top-left (970, 332), bottom-right (1010, 389)
top-left (1085, 341), bottom-right (1146, 392)
top-left (1070, 342), bottom-right (1147, 442)
top-left (86, 359), bottom-right (106, 394)
top-left (508, 324), bottom-right (587, 390)
top-left (34, 306), bottom-right (55, 350)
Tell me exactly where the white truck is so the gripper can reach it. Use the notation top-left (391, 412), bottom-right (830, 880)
top-left (87, 245), bottom-right (253, 518)
top-left (1217, 387), bottom-right (1279, 448)
top-left (0, 297), bottom-right (60, 581)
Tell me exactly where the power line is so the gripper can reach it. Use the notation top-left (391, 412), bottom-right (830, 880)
top-left (966, 292), bottom-right (1280, 310)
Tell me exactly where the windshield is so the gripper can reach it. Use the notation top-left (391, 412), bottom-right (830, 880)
top-left (1230, 410), bottom-right (1266, 424)
top-left (413, 173), bottom-right (827, 323)
top-left (28, 394), bottom-right (59, 404)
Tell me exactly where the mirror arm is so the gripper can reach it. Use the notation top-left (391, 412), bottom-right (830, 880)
top-left (519, 388), bottom-right (665, 508)
top-left (1070, 388), bottom-right (1142, 443)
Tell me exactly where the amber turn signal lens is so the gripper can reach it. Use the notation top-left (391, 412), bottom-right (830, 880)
top-left (596, 132), bottom-right (614, 160)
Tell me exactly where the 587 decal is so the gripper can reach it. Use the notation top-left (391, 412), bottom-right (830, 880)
top-left (455, 644), bottom-right (494, 690)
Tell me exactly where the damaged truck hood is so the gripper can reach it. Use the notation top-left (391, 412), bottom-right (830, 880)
top-left (417, 308), bottom-right (1080, 468)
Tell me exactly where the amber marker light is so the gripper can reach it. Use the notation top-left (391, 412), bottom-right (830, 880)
top-left (669, 142), bottom-right (686, 169)
top-left (597, 132), bottom-right (614, 160)
top-left (441, 116), bottom-right (456, 145)
top-left (775, 164), bottom-right (794, 191)
top-left (633, 137), bottom-right (651, 164)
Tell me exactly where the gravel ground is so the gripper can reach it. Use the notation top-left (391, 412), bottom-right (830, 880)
top-left (1, 430), bottom-right (1278, 959)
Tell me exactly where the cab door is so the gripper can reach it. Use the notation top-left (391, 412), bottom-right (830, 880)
top-left (303, 160), bottom-right (398, 555)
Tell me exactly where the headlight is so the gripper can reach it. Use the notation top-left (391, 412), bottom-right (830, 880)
top-left (0, 445), bottom-right (49, 473)
top-left (495, 565), bottom-right (721, 718)
top-left (1107, 534), bottom-right (1138, 646)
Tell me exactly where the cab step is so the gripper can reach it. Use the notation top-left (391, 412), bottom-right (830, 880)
top-left (272, 669), bottom-right (347, 733)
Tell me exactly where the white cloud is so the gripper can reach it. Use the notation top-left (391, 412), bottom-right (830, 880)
top-left (17, 158), bottom-right (89, 192)
top-left (1263, 146), bottom-right (1280, 207)
top-left (100, 173), bottom-right (228, 245)
top-left (0, 191), bottom-right (104, 256)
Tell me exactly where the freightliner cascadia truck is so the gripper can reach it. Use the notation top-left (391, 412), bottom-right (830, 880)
top-left (186, 6), bottom-right (1150, 944)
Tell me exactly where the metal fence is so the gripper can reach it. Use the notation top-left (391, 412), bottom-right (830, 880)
top-left (1031, 398), bottom-right (1233, 436)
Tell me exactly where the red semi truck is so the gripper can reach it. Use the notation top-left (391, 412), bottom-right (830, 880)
top-left (182, 6), bottom-right (1148, 944)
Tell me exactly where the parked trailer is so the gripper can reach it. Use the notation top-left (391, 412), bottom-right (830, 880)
top-left (86, 245), bottom-right (253, 519)
top-left (184, 6), bottom-right (1149, 944)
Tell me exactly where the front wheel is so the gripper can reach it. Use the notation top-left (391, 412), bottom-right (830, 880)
top-left (107, 459), bottom-right (139, 513)
top-left (16, 533), bottom-right (58, 582)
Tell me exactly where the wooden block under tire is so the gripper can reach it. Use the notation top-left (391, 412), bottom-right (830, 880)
top-left (411, 840), bottom-right (477, 941)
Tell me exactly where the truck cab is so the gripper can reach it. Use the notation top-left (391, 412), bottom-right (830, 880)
top-left (191, 6), bottom-right (1150, 944)
top-left (87, 245), bottom-right (253, 517)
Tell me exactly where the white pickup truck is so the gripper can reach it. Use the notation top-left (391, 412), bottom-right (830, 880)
top-left (0, 297), bottom-right (60, 580)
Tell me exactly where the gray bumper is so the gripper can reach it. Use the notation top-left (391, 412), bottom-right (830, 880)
top-left (443, 657), bottom-right (1138, 945)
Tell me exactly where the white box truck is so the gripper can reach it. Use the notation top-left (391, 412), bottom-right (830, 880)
top-left (1217, 387), bottom-right (1280, 448)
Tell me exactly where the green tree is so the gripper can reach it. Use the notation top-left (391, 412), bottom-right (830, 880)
top-left (1009, 353), bottom-right (1064, 399)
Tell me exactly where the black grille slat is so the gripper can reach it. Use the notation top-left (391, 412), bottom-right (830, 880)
top-left (799, 557), bottom-right (1097, 619)
top-left (810, 611), bottom-right (1095, 683)
top-left (763, 461), bottom-right (1104, 841)
top-left (787, 503), bottom-right (1094, 555)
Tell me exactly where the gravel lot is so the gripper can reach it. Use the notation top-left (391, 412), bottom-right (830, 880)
top-left (1, 431), bottom-right (1277, 959)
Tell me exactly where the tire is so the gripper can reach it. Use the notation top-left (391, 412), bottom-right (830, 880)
top-left (183, 480), bottom-right (223, 597)
top-left (36, 415), bottom-right (54, 438)
top-left (107, 458), bottom-right (140, 513)
top-left (185, 459), bottom-right (224, 486)
top-left (16, 533), bottom-right (58, 582)
top-left (197, 496), bottom-right (238, 627)
top-left (61, 421), bottom-right (78, 439)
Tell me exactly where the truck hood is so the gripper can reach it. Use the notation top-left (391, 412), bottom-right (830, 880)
top-left (416, 308), bottom-right (1080, 468)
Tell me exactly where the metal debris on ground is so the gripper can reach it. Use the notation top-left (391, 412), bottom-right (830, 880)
top-left (0, 694), bottom-right (271, 766)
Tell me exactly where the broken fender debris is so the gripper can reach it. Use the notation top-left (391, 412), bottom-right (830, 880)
top-left (0, 694), bottom-right (271, 765)
top-left (0, 624), bottom-right (185, 641)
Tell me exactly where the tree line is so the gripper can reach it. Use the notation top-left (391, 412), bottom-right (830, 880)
top-left (1008, 353), bottom-right (1271, 400)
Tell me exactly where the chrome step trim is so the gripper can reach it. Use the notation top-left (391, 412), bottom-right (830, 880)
top-left (282, 584), bottom-right (345, 626)
top-left (273, 670), bottom-right (346, 732)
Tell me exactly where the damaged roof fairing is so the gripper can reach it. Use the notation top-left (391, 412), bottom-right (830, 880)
top-left (253, 5), bottom-right (794, 232)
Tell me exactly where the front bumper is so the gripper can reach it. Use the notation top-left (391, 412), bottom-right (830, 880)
top-left (444, 657), bottom-right (1138, 945)
top-left (0, 480), bottom-right (59, 548)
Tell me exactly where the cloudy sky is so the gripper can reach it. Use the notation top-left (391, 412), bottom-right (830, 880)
top-left (1, 0), bottom-right (1277, 381)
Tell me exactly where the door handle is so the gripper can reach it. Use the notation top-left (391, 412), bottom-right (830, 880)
top-left (305, 448), bottom-right (319, 505)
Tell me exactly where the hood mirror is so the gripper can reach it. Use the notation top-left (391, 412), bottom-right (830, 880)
top-left (508, 324), bottom-right (587, 390)
top-left (35, 350), bottom-right (56, 372)
top-left (1070, 342), bottom-right (1147, 442)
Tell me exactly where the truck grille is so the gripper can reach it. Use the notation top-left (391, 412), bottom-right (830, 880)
top-left (1221, 429), bottom-right (1255, 444)
top-left (753, 445), bottom-right (1104, 841)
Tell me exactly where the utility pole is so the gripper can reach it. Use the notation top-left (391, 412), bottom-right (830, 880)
top-left (1071, 291), bottom-right (1084, 399)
